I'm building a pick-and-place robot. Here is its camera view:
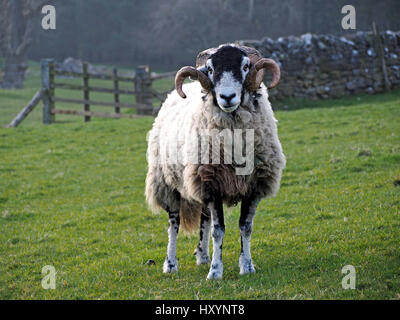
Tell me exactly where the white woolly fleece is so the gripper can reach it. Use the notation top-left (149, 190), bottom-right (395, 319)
top-left (145, 81), bottom-right (286, 213)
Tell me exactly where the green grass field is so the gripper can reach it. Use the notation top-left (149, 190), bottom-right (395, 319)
top-left (0, 64), bottom-right (399, 299)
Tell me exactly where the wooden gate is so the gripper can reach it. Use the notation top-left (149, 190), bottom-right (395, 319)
top-left (41, 59), bottom-right (175, 124)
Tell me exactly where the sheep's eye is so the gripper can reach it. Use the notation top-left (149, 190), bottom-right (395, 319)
top-left (243, 64), bottom-right (249, 72)
top-left (207, 67), bottom-right (213, 74)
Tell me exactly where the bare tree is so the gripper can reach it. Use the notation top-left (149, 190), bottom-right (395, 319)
top-left (0, 0), bottom-right (46, 88)
top-left (151, 0), bottom-right (248, 66)
top-left (2, 0), bottom-right (399, 71)
top-left (248, 0), bottom-right (254, 21)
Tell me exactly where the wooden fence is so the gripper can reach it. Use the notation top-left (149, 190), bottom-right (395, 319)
top-left (41, 59), bottom-right (175, 124)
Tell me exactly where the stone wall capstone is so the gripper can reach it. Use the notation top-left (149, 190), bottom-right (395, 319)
top-left (239, 31), bottom-right (400, 100)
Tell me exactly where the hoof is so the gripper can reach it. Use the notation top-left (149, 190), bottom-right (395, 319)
top-left (194, 248), bottom-right (210, 265)
top-left (197, 255), bottom-right (211, 265)
top-left (239, 256), bottom-right (255, 275)
top-left (207, 264), bottom-right (223, 280)
top-left (163, 259), bottom-right (178, 273)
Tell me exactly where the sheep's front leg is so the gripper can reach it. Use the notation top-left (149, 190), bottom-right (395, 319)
top-left (194, 206), bottom-right (211, 265)
top-left (239, 197), bottom-right (260, 275)
top-left (207, 198), bottom-right (225, 280)
top-left (163, 210), bottom-right (180, 273)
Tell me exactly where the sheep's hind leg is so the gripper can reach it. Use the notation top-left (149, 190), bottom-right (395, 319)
top-left (194, 206), bottom-right (211, 265)
top-left (207, 198), bottom-right (225, 280)
top-left (163, 210), bottom-right (180, 273)
top-left (238, 196), bottom-right (260, 275)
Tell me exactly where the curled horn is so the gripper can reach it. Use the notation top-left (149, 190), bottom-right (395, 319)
top-left (175, 66), bottom-right (212, 99)
top-left (246, 58), bottom-right (280, 91)
top-left (175, 47), bottom-right (216, 99)
top-left (240, 45), bottom-right (281, 91)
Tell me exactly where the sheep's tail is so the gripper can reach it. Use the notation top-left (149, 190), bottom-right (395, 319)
top-left (179, 199), bottom-right (202, 233)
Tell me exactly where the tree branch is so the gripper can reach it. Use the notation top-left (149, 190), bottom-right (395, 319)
top-left (15, 14), bottom-right (34, 56)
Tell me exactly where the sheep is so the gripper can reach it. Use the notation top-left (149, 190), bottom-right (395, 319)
top-left (145, 44), bottom-right (286, 279)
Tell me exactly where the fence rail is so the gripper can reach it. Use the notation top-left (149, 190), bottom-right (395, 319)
top-left (8, 90), bottom-right (43, 128)
top-left (41, 59), bottom-right (176, 124)
top-left (54, 82), bottom-right (137, 95)
top-left (54, 70), bottom-right (136, 82)
top-left (52, 109), bottom-right (144, 119)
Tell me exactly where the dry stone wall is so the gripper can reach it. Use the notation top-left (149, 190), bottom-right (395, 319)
top-left (240, 31), bottom-right (400, 100)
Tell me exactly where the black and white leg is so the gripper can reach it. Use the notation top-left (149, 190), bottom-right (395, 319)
top-left (207, 198), bottom-right (225, 280)
top-left (163, 210), bottom-right (180, 273)
top-left (195, 206), bottom-right (211, 265)
top-left (239, 196), bottom-right (260, 275)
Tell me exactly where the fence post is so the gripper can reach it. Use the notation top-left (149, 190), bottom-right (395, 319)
top-left (82, 62), bottom-right (90, 122)
top-left (41, 59), bottom-right (55, 124)
top-left (372, 22), bottom-right (391, 92)
top-left (135, 65), bottom-right (153, 115)
top-left (113, 67), bottom-right (120, 114)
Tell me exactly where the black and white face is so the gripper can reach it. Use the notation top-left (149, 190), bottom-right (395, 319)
top-left (202, 46), bottom-right (250, 113)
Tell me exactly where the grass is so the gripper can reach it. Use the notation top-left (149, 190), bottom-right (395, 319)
top-left (0, 63), bottom-right (400, 299)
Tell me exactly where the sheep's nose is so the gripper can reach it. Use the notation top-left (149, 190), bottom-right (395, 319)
top-left (219, 93), bottom-right (236, 103)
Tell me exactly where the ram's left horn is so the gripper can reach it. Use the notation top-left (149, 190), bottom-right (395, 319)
top-left (246, 58), bottom-right (280, 91)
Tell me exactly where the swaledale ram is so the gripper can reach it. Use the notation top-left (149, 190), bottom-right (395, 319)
top-left (145, 44), bottom-right (286, 279)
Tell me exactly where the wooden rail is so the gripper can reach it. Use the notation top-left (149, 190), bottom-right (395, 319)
top-left (54, 70), bottom-right (135, 82)
top-left (8, 90), bottom-right (43, 127)
top-left (54, 83), bottom-right (137, 95)
top-left (151, 71), bottom-right (176, 80)
top-left (51, 109), bottom-right (149, 119)
top-left (52, 97), bottom-right (149, 109)
top-left (41, 59), bottom-right (176, 124)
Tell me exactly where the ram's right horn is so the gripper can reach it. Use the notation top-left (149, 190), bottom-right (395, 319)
top-left (175, 66), bottom-right (212, 99)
